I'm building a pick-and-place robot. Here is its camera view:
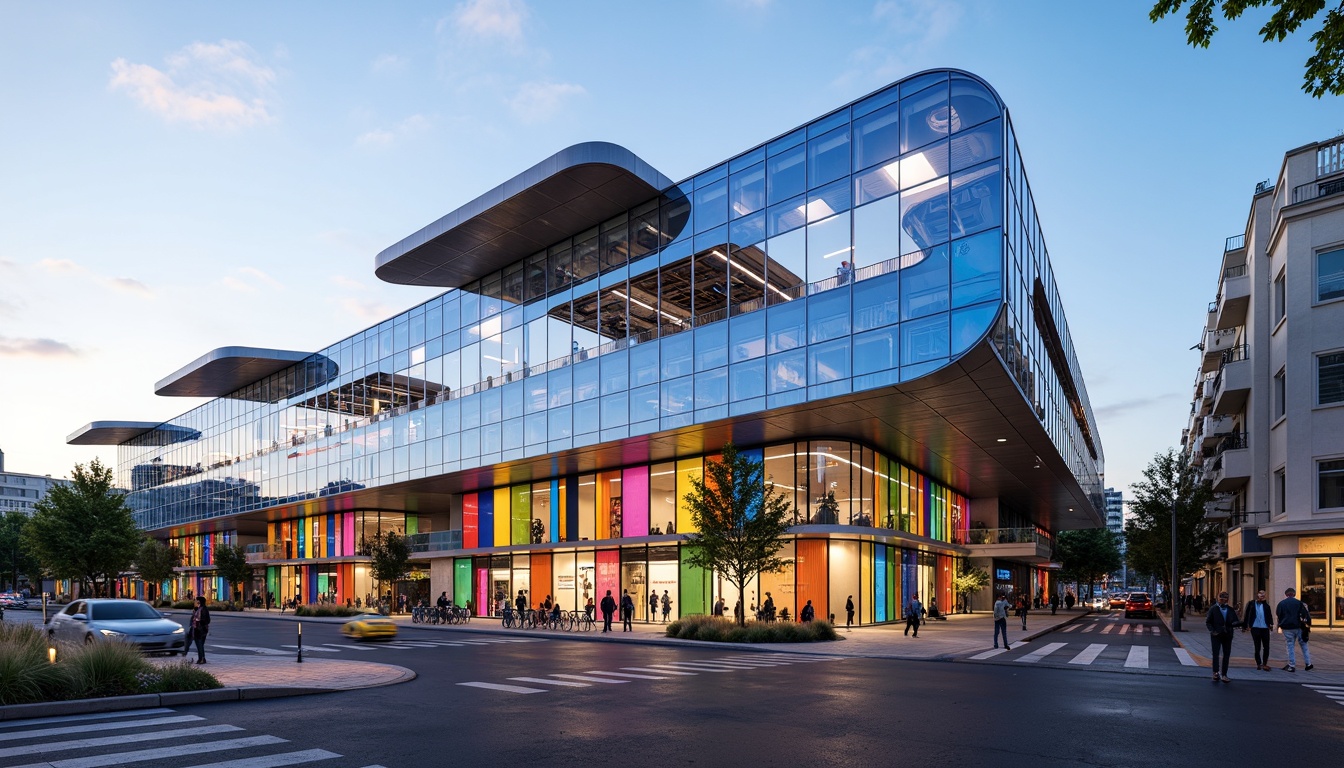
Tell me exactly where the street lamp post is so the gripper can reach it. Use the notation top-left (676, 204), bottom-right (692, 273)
top-left (1171, 492), bottom-right (1182, 632)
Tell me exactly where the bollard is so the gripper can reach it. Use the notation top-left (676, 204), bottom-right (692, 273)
top-left (297, 622), bottom-right (303, 663)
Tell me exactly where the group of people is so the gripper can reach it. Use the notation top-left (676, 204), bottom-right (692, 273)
top-left (1204, 587), bottom-right (1315, 681)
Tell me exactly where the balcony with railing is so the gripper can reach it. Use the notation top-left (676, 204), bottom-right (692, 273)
top-left (407, 530), bottom-right (464, 554)
top-left (1202, 328), bottom-right (1238, 373)
top-left (1206, 431), bottom-right (1250, 492)
top-left (953, 527), bottom-right (1054, 563)
top-left (1211, 345), bottom-right (1250, 416)
top-left (244, 543), bottom-right (287, 563)
top-left (1228, 511), bottom-right (1272, 558)
top-left (1215, 264), bottom-right (1250, 330)
top-left (1201, 414), bottom-right (1234, 448)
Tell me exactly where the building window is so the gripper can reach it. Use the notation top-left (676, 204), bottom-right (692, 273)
top-left (1274, 368), bottom-right (1287, 419)
top-left (1319, 352), bottom-right (1344, 405)
top-left (1273, 270), bottom-right (1286, 324)
top-left (1275, 469), bottom-right (1286, 517)
top-left (1319, 247), bottom-right (1344, 302)
top-left (1321, 460), bottom-right (1344, 510)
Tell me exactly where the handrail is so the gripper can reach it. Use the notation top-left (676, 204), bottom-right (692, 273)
top-left (1222, 263), bottom-right (1246, 279)
top-left (1224, 234), bottom-right (1245, 252)
top-left (1293, 176), bottom-right (1344, 205)
top-left (952, 527), bottom-right (1052, 546)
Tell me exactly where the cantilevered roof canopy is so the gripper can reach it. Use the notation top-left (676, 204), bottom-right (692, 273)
top-left (375, 142), bottom-right (675, 287)
top-left (67, 421), bottom-right (201, 446)
top-left (155, 347), bottom-right (318, 398)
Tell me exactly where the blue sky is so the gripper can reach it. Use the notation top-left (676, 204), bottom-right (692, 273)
top-left (0, 1), bottom-right (1337, 503)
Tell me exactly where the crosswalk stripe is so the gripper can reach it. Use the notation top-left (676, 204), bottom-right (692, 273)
top-left (1015, 642), bottom-right (1067, 663)
top-left (1080, 625), bottom-right (1094, 633)
top-left (1118, 625), bottom-right (1130, 635)
top-left (456, 682), bottom-right (546, 694)
top-left (1304, 685), bottom-right (1344, 691)
top-left (1100, 625), bottom-right (1114, 634)
top-left (585, 670), bottom-right (668, 680)
top-left (0, 725), bottom-right (242, 759)
top-left (322, 643), bottom-right (375, 651)
top-left (657, 662), bottom-right (747, 671)
top-left (507, 677), bottom-right (590, 687)
top-left (622, 666), bottom-right (697, 676)
top-left (1059, 624), bottom-right (1080, 633)
top-left (712, 658), bottom-right (789, 666)
top-left (1125, 646), bottom-right (1149, 668)
top-left (178, 748), bottom-right (342, 768)
top-left (548, 674), bottom-right (629, 684)
top-left (1069, 644), bottom-right (1108, 665)
top-left (0, 709), bottom-right (175, 730)
top-left (969, 648), bottom-right (1007, 660)
top-left (1174, 648), bottom-right (1197, 666)
top-left (6, 735), bottom-right (288, 768)
top-left (0, 716), bottom-right (203, 743)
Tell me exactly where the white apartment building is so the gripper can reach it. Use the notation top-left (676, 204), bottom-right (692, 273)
top-left (1183, 135), bottom-right (1344, 625)
top-left (0, 449), bottom-right (69, 516)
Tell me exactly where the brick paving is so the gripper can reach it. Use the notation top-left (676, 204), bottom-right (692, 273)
top-left (148, 654), bottom-right (415, 690)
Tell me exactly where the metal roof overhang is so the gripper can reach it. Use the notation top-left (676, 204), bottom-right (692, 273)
top-left (374, 142), bottom-right (675, 288)
top-left (155, 347), bottom-right (318, 398)
top-left (154, 328), bottom-right (1104, 537)
top-left (67, 421), bottom-right (201, 446)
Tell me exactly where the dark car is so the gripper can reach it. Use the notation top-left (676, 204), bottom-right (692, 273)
top-left (1124, 592), bottom-right (1155, 619)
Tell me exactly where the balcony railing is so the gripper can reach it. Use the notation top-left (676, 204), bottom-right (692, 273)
top-left (1292, 175), bottom-right (1344, 205)
top-left (407, 530), bottom-right (464, 553)
top-left (1212, 431), bottom-right (1247, 456)
top-left (1223, 263), bottom-right (1247, 279)
top-left (1224, 234), bottom-right (1246, 252)
top-left (1319, 137), bottom-right (1344, 177)
top-left (1230, 510), bottom-right (1271, 527)
top-left (244, 543), bottom-right (286, 563)
top-left (952, 527), bottom-right (1053, 547)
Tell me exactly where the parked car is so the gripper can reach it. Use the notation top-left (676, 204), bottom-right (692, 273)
top-left (342, 613), bottom-right (398, 640)
top-left (1124, 592), bottom-right (1155, 619)
top-left (0, 593), bottom-right (28, 610)
top-left (46, 599), bottom-right (187, 655)
top-left (1108, 593), bottom-right (1128, 609)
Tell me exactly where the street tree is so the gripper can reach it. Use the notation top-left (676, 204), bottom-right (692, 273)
top-left (952, 561), bottom-right (990, 614)
top-left (24, 459), bottom-right (140, 597)
top-left (682, 443), bottom-right (793, 627)
top-left (368, 531), bottom-right (411, 607)
top-left (1124, 449), bottom-right (1220, 602)
top-left (1055, 528), bottom-right (1124, 599)
top-left (212, 543), bottom-right (254, 608)
top-left (134, 538), bottom-right (182, 603)
top-left (1149, 0), bottom-right (1344, 96)
top-left (0, 510), bottom-right (42, 592)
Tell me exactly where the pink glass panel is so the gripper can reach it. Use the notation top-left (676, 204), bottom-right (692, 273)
top-left (596, 550), bottom-right (620, 614)
top-left (622, 466), bottom-right (649, 537)
top-left (477, 568), bottom-right (490, 617)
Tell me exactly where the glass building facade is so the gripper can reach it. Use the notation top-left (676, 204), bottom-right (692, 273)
top-left (84, 69), bottom-right (1104, 623)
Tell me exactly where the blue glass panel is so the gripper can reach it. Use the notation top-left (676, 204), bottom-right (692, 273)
top-left (767, 194), bottom-right (807, 238)
top-left (730, 358), bottom-right (766, 400)
top-left (854, 83), bottom-right (900, 118)
top-left (695, 367), bottom-right (728, 408)
top-left (629, 341), bottom-right (659, 387)
top-left (951, 302), bottom-right (999, 356)
top-left (901, 82), bottom-right (951, 154)
top-left (481, 422), bottom-right (502, 454)
top-left (659, 376), bottom-right (693, 417)
top-left (901, 312), bottom-right (950, 366)
top-left (807, 179), bottom-right (851, 222)
top-left (730, 310), bottom-right (766, 362)
top-left (901, 244), bottom-right (949, 320)
top-left (546, 368), bottom-right (571, 407)
top-left (950, 118), bottom-right (1000, 172)
top-left (853, 270), bottom-right (899, 333)
top-left (695, 322), bottom-right (727, 372)
top-left (730, 210), bottom-right (766, 245)
top-left (854, 163), bottom-right (898, 207)
top-left (480, 388), bottom-right (502, 423)
top-left (694, 179), bottom-right (728, 233)
top-left (730, 163), bottom-right (766, 219)
top-left (949, 161), bottom-right (1002, 240)
top-left (525, 412), bottom-right (547, 445)
top-left (808, 338), bottom-right (849, 384)
top-left (503, 418), bottom-right (523, 451)
top-left (767, 349), bottom-right (806, 393)
top-left (950, 77), bottom-right (1001, 132)
top-left (548, 405), bottom-right (572, 439)
top-left (767, 127), bottom-right (805, 156)
top-left (808, 125), bottom-right (850, 188)
top-left (807, 212), bottom-right (851, 288)
top-left (661, 331), bottom-right (694, 379)
top-left (573, 360), bottom-right (599, 401)
top-left (951, 229), bottom-right (1002, 308)
top-left (696, 406), bottom-right (729, 423)
top-left (767, 297), bottom-right (807, 353)
top-left (600, 349), bottom-right (628, 395)
top-left (853, 326), bottom-right (898, 376)
top-left (854, 100), bottom-right (900, 173)
top-left (730, 146), bottom-right (765, 173)
top-left (696, 163), bottom-right (728, 187)
top-left (808, 288), bottom-right (850, 343)
top-left (768, 391), bottom-right (806, 408)
top-left (601, 392), bottom-right (628, 428)
top-left (900, 177), bottom-right (949, 254)
top-left (729, 396), bottom-right (764, 416)
top-left (631, 384), bottom-right (660, 422)
top-left (767, 144), bottom-right (806, 205)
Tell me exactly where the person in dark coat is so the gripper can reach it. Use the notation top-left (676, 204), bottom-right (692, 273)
top-left (620, 590), bottom-right (635, 632)
top-left (1241, 589), bottom-right (1275, 671)
top-left (845, 595), bottom-right (855, 628)
top-left (189, 596), bottom-right (211, 664)
top-left (1205, 591), bottom-right (1240, 682)
top-left (600, 590), bottom-right (617, 632)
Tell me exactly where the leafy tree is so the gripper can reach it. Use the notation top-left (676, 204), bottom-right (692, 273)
top-left (682, 443), bottom-right (794, 627)
top-left (0, 510), bottom-right (42, 591)
top-left (134, 538), bottom-right (182, 603)
top-left (368, 531), bottom-right (411, 606)
top-left (1055, 528), bottom-right (1124, 599)
top-left (952, 561), bottom-right (990, 614)
top-left (1150, 0), bottom-right (1344, 97)
top-left (1124, 449), bottom-right (1221, 602)
top-left (24, 459), bottom-right (140, 597)
top-left (212, 543), bottom-right (254, 608)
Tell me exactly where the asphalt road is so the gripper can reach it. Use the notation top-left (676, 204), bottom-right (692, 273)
top-left (3, 611), bottom-right (1342, 767)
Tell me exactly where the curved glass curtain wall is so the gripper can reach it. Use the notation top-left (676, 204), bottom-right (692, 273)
top-left (117, 69), bottom-right (1097, 530)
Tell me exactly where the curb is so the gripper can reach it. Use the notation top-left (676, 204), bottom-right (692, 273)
top-left (1155, 609), bottom-right (1212, 666)
top-left (0, 687), bottom-right (329, 722)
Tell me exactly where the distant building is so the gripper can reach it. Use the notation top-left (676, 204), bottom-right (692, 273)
top-left (0, 448), bottom-right (69, 516)
top-left (1103, 487), bottom-right (1126, 587)
top-left (1182, 134), bottom-right (1344, 625)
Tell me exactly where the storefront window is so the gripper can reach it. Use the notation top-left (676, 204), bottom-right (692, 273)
top-left (1301, 559), bottom-right (1328, 618)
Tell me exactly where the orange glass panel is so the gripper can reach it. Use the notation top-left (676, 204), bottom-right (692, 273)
top-left (531, 553), bottom-right (553, 607)
top-left (795, 539), bottom-right (828, 622)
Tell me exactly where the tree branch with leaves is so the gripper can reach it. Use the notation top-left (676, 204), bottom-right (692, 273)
top-left (134, 539), bottom-right (182, 604)
top-left (1124, 449), bottom-right (1221, 601)
top-left (24, 459), bottom-right (140, 597)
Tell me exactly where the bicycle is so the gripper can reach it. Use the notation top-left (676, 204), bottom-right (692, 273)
top-left (572, 610), bottom-right (594, 632)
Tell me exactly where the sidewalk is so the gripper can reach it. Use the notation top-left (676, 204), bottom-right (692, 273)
top-left (1157, 607), bottom-right (1344, 685)
top-left (148, 654), bottom-right (415, 691)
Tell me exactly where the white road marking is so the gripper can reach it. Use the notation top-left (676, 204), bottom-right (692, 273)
top-left (507, 677), bottom-right (590, 687)
top-left (1080, 625), bottom-right (1094, 633)
top-left (0, 725), bottom-right (243, 759)
top-left (1069, 644), bottom-right (1108, 665)
top-left (178, 748), bottom-right (341, 768)
top-left (6, 736), bottom-right (288, 768)
top-left (585, 670), bottom-right (668, 680)
top-left (210, 645), bottom-right (290, 656)
top-left (1100, 625), bottom-right (1114, 634)
top-left (711, 658), bottom-right (789, 666)
top-left (969, 648), bottom-right (1008, 660)
top-left (548, 674), bottom-right (629, 684)
top-left (1015, 642), bottom-right (1067, 663)
top-left (1059, 624), bottom-right (1080, 633)
top-left (1125, 645), bottom-right (1149, 668)
top-left (1118, 624), bottom-right (1130, 635)
top-left (456, 682), bottom-right (546, 694)
top-left (1151, 626), bottom-right (1162, 634)
top-left (280, 645), bottom-right (339, 653)
top-left (630, 666), bottom-right (698, 675)
top-left (1174, 648), bottom-right (1198, 666)
top-left (0, 709), bottom-right (175, 730)
top-left (656, 662), bottom-right (747, 671)
top-left (0, 716), bottom-right (203, 743)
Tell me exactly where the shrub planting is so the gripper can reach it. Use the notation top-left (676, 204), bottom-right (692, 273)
top-left (293, 605), bottom-right (362, 617)
top-left (665, 614), bottom-right (840, 643)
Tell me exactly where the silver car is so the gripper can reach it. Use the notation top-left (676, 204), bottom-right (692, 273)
top-left (47, 598), bottom-right (187, 655)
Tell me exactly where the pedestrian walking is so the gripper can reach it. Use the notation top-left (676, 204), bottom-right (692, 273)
top-left (600, 590), bottom-right (617, 632)
top-left (189, 596), bottom-right (210, 664)
top-left (845, 595), bottom-right (855, 628)
top-left (905, 593), bottom-right (924, 637)
top-left (800, 599), bottom-right (815, 622)
top-left (620, 590), bottom-right (635, 631)
top-left (1205, 591), bottom-right (1240, 682)
top-left (713, 596), bottom-right (725, 617)
top-left (1064, 590), bottom-right (1075, 610)
top-left (993, 593), bottom-right (1011, 650)
top-left (1049, 592), bottom-right (1059, 615)
top-left (649, 591), bottom-right (657, 623)
top-left (1017, 595), bottom-right (1029, 630)
top-left (1241, 590), bottom-right (1275, 671)
top-left (1275, 587), bottom-right (1314, 672)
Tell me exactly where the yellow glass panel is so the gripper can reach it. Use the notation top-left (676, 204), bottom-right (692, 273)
top-left (676, 457), bottom-right (702, 534)
top-left (494, 487), bottom-right (511, 546)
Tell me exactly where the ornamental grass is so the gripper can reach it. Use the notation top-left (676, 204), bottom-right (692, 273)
top-left (293, 605), bottom-right (363, 617)
top-left (665, 614), bottom-right (840, 643)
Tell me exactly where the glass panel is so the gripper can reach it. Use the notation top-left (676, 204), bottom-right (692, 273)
top-left (853, 101), bottom-right (901, 172)
top-left (730, 162), bottom-right (766, 218)
top-left (853, 326), bottom-right (898, 375)
top-left (630, 201), bottom-right (660, 260)
top-left (808, 125), bottom-right (850, 188)
top-left (649, 462), bottom-right (676, 535)
top-left (695, 367), bottom-right (728, 408)
top-left (807, 213), bottom-right (851, 289)
top-left (730, 310), bottom-right (766, 362)
top-left (767, 349), bottom-right (806, 394)
top-left (729, 241), bottom-right (768, 314)
top-left (854, 163), bottom-right (899, 205)
top-left (830, 541), bottom-right (860, 624)
top-left (1318, 247), bottom-right (1344, 302)
top-left (694, 179), bottom-right (728, 233)
top-left (809, 338), bottom-right (849, 384)
top-left (661, 190), bottom-right (692, 247)
top-left (693, 247), bottom-right (729, 322)
top-left (808, 288), bottom-right (849, 343)
top-left (695, 322), bottom-right (728, 371)
top-left (853, 271), bottom-right (900, 331)
top-left (599, 283), bottom-right (628, 341)
top-left (952, 302), bottom-right (998, 356)
top-left (949, 160), bottom-right (1002, 239)
top-left (626, 268), bottom-right (661, 337)
top-left (899, 141), bottom-right (950, 190)
top-left (661, 331), bottom-right (694, 379)
top-left (950, 118), bottom-right (1001, 172)
top-left (573, 229), bottom-right (599, 282)
top-left (950, 77), bottom-right (1000, 132)
top-left (601, 214), bottom-right (630, 271)
top-left (767, 194), bottom-right (807, 238)
top-left (900, 177), bottom-right (950, 254)
top-left (768, 298), bottom-right (807, 353)
top-left (951, 229), bottom-right (1002, 308)
top-left (730, 358), bottom-right (766, 401)
top-left (766, 228), bottom-right (806, 302)
top-left (902, 312), bottom-right (950, 366)
top-left (660, 257), bottom-right (693, 331)
top-left (853, 195), bottom-right (902, 272)
top-left (901, 82), bottom-right (951, 153)
top-left (767, 144), bottom-right (806, 205)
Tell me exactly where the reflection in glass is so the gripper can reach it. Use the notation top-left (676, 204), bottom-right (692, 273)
top-left (901, 82), bottom-right (951, 153)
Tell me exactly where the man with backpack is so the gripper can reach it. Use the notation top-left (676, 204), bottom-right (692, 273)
top-left (1276, 587), bottom-right (1314, 672)
top-left (905, 592), bottom-right (925, 637)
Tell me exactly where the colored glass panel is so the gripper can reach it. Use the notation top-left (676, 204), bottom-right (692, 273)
top-left (550, 479), bottom-right (561, 543)
top-left (678, 547), bottom-right (709, 617)
top-left (494, 488), bottom-right (510, 547)
top-left (622, 466), bottom-right (649, 537)
top-left (512, 484), bottom-right (531, 545)
top-left (454, 558), bottom-right (472, 608)
top-left (874, 545), bottom-right (887, 622)
top-left (596, 550), bottom-right (620, 612)
top-left (476, 567), bottom-right (489, 616)
top-left (675, 457), bottom-right (702, 534)
top-left (531, 553), bottom-right (552, 607)
top-left (795, 539), bottom-right (828, 622)
top-left (463, 493), bottom-right (479, 549)
top-left (478, 491), bottom-right (493, 548)
top-left (861, 542), bottom-right (874, 624)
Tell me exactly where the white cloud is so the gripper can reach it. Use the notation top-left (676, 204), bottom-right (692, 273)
top-left (329, 275), bottom-right (365, 290)
top-left (35, 259), bottom-right (152, 296)
top-left (221, 266), bottom-right (282, 293)
top-left (37, 258), bottom-right (86, 275)
top-left (0, 336), bottom-right (79, 358)
top-left (107, 276), bottom-right (153, 296)
top-left (0, 298), bottom-right (18, 318)
top-left (109, 39), bottom-right (276, 129)
top-left (371, 53), bottom-right (409, 73)
top-left (832, 0), bottom-right (963, 92)
top-left (355, 114), bottom-right (430, 147)
top-left (508, 81), bottom-right (585, 123)
top-left (447, 0), bottom-right (528, 44)
top-left (338, 297), bottom-right (395, 321)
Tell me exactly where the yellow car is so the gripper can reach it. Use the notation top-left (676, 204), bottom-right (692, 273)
top-left (342, 613), bottom-right (398, 640)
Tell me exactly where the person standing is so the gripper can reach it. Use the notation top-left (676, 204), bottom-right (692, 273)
top-left (800, 599), bottom-right (815, 622)
top-left (1275, 587), bottom-right (1314, 672)
top-left (600, 590), bottom-right (617, 633)
top-left (845, 595), bottom-right (855, 629)
top-left (620, 590), bottom-right (635, 631)
top-left (661, 590), bottom-right (673, 622)
top-left (189, 596), bottom-right (210, 664)
top-left (905, 593), bottom-right (924, 637)
top-left (1017, 594), bottom-right (1030, 630)
top-left (1241, 590), bottom-right (1275, 671)
top-left (649, 591), bottom-right (658, 623)
top-left (712, 596), bottom-right (725, 617)
top-left (1049, 592), bottom-right (1059, 616)
top-left (1205, 591), bottom-right (1240, 682)
top-left (993, 593), bottom-right (1012, 650)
